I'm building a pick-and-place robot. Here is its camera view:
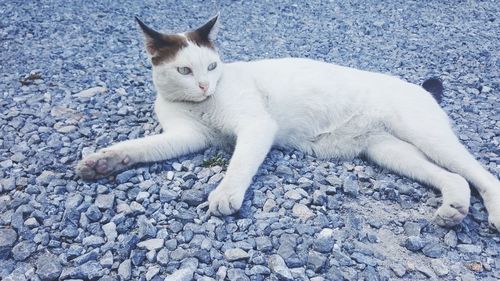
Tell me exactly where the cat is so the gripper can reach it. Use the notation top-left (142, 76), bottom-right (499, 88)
top-left (76, 15), bottom-right (500, 231)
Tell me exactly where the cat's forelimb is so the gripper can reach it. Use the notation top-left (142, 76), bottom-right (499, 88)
top-left (76, 128), bottom-right (208, 180)
top-left (208, 120), bottom-right (278, 216)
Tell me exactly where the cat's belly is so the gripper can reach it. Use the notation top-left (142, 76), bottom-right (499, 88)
top-left (274, 113), bottom-right (385, 159)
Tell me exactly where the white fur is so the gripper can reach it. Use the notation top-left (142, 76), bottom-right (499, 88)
top-left (77, 23), bottom-right (500, 231)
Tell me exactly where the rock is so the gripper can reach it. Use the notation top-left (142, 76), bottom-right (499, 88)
top-left (100, 251), bottom-right (113, 268)
top-left (444, 230), bottom-right (457, 247)
top-left (276, 165), bottom-right (294, 177)
top-left (181, 189), bottom-right (205, 206)
top-left (430, 259), bottom-right (449, 277)
top-left (343, 175), bottom-right (359, 196)
top-left (102, 222), bottom-right (117, 242)
top-left (130, 201), bottom-right (146, 214)
top-left (224, 248), bottom-right (250, 261)
top-left (75, 86), bottom-right (107, 98)
top-left (0, 228), bottom-right (17, 258)
top-left (227, 268), bottom-right (250, 281)
top-left (422, 243), bottom-right (444, 258)
top-left (118, 259), bottom-right (131, 280)
top-left (255, 236), bottom-right (273, 252)
top-left (115, 170), bottom-right (136, 184)
top-left (403, 222), bottom-right (422, 236)
top-left (137, 215), bottom-right (157, 239)
top-left (164, 267), bottom-right (194, 281)
top-left (136, 191), bottom-right (150, 202)
top-left (390, 263), bottom-right (406, 277)
top-left (249, 265), bottom-right (271, 275)
top-left (156, 248), bottom-right (169, 265)
top-left (36, 171), bottom-right (56, 185)
top-left (313, 228), bottom-right (334, 253)
top-left (292, 203), bottom-right (315, 221)
top-left (145, 265), bottom-right (160, 281)
top-left (12, 241), bottom-right (36, 261)
top-left (268, 254), bottom-right (293, 281)
top-left (137, 239), bottom-right (164, 251)
top-left (36, 253), bottom-right (62, 280)
top-left (160, 187), bottom-right (178, 203)
top-left (82, 235), bottom-right (105, 247)
top-left (307, 251), bottom-right (327, 272)
top-left (94, 193), bottom-right (115, 209)
top-left (405, 236), bottom-right (425, 252)
top-left (457, 244), bottom-right (482, 254)
top-left (85, 205), bottom-right (102, 222)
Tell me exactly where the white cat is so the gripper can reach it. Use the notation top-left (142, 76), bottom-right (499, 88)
top-left (76, 15), bottom-right (500, 231)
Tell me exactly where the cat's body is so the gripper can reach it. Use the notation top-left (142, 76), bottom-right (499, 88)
top-left (76, 16), bottom-right (500, 231)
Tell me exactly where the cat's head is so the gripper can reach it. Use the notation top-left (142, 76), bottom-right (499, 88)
top-left (137, 15), bottom-right (222, 102)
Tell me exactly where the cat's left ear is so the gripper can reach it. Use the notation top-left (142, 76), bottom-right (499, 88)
top-left (193, 14), bottom-right (219, 42)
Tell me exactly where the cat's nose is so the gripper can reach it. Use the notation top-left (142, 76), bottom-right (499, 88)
top-left (199, 82), bottom-right (209, 92)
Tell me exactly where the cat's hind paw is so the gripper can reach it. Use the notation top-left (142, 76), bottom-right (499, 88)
top-left (433, 202), bottom-right (468, 227)
top-left (207, 185), bottom-right (245, 216)
top-left (76, 149), bottom-right (131, 180)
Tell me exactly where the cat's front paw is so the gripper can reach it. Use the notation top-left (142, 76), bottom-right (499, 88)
top-left (207, 184), bottom-right (245, 216)
top-left (433, 201), bottom-right (469, 228)
top-left (76, 149), bottom-right (131, 180)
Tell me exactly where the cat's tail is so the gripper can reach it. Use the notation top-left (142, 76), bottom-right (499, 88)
top-left (422, 77), bottom-right (443, 104)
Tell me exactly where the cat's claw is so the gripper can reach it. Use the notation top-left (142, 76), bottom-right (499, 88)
top-left (207, 185), bottom-right (245, 216)
top-left (433, 202), bottom-right (469, 227)
top-left (76, 149), bottom-right (131, 180)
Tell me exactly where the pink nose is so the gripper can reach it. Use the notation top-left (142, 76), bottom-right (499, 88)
top-left (199, 82), bottom-right (209, 92)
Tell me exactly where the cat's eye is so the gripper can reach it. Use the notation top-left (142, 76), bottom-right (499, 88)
top-left (177, 67), bottom-right (192, 75)
top-left (208, 62), bottom-right (217, 71)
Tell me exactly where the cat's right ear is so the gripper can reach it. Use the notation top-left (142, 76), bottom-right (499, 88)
top-left (135, 17), bottom-right (166, 56)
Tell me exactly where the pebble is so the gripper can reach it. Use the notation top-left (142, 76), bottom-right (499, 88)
top-left (0, 228), bottom-right (18, 258)
top-left (292, 203), bottom-right (315, 221)
top-left (94, 193), bottom-right (115, 209)
top-left (75, 86), bottom-right (107, 98)
top-left (12, 241), bottom-right (36, 261)
top-left (224, 248), bottom-right (250, 261)
top-left (430, 259), bottom-right (449, 276)
top-left (405, 236), bottom-right (425, 251)
top-left (35, 253), bottom-right (62, 280)
top-left (118, 259), bottom-right (131, 280)
top-left (268, 254), bottom-right (294, 281)
top-left (137, 238), bottom-right (164, 251)
top-left (342, 175), bottom-right (359, 196)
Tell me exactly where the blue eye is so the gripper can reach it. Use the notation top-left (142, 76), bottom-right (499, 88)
top-left (208, 62), bottom-right (217, 71)
top-left (177, 67), bottom-right (192, 75)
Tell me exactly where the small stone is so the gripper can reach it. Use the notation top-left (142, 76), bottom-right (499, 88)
top-left (156, 248), bottom-right (169, 265)
top-left (164, 267), bottom-right (194, 281)
top-left (85, 205), bottom-right (102, 222)
top-left (136, 191), bottom-right (150, 202)
top-left (390, 263), bottom-right (406, 277)
top-left (343, 175), bottom-right (359, 196)
top-left (24, 217), bottom-right (39, 228)
top-left (263, 199), bottom-right (277, 212)
top-left (75, 86), bottom-right (107, 98)
top-left (102, 222), bottom-right (117, 242)
top-left (94, 193), bottom-right (115, 209)
top-left (284, 190), bottom-right (303, 200)
top-left (307, 251), bottom-right (327, 272)
top-left (137, 216), bottom-right (157, 239)
top-left (268, 254), bottom-right (293, 281)
top-left (276, 165), bottom-right (294, 177)
top-left (130, 201), bottom-right (146, 214)
top-left (457, 244), bottom-right (482, 254)
top-left (422, 243), bottom-right (444, 258)
top-left (292, 203), bottom-right (315, 221)
top-left (444, 230), bottom-right (457, 247)
top-left (181, 189), bottom-right (205, 206)
top-left (255, 236), bottom-right (273, 252)
top-left (313, 228), bottom-right (334, 253)
top-left (430, 259), bottom-right (449, 276)
top-left (405, 236), bottom-right (425, 252)
top-left (0, 228), bottom-right (17, 258)
top-left (160, 187), bottom-right (178, 203)
top-left (100, 251), bottom-right (113, 268)
top-left (116, 170), bottom-right (136, 183)
top-left (249, 265), bottom-right (271, 275)
top-left (12, 241), bottom-right (36, 261)
top-left (82, 235), bottom-right (105, 247)
top-left (465, 261), bottom-right (483, 273)
top-left (403, 222), bottom-right (422, 236)
top-left (118, 259), bottom-right (131, 280)
top-left (137, 239), bottom-right (164, 251)
top-left (145, 266), bottom-right (160, 281)
top-left (36, 253), bottom-right (62, 280)
top-left (224, 248), bottom-right (250, 261)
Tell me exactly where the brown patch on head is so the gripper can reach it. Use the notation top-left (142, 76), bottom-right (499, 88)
top-left (186, 31), bottom-right (214, 49)
top-left (136, 17), bottom-right (188, 65)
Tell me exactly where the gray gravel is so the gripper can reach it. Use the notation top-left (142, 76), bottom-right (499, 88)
top-left (1, 0), bottom-right (499, 280)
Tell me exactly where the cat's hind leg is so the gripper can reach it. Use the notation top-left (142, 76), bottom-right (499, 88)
top-left (391, 109), bottom-right (500, 231)
top-left (77, 130), bottom-right (208, 180)
top-left (363, 134), bottom-right (471, 227)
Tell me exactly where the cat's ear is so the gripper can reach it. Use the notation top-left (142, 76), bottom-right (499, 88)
top-left (135, 17), bottom-right (171, 55)
top-left (193, 14), bottom-right (219, 42)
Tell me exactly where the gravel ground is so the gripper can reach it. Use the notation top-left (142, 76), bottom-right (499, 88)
top-left (1, 0), bottom-right (499, 280)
